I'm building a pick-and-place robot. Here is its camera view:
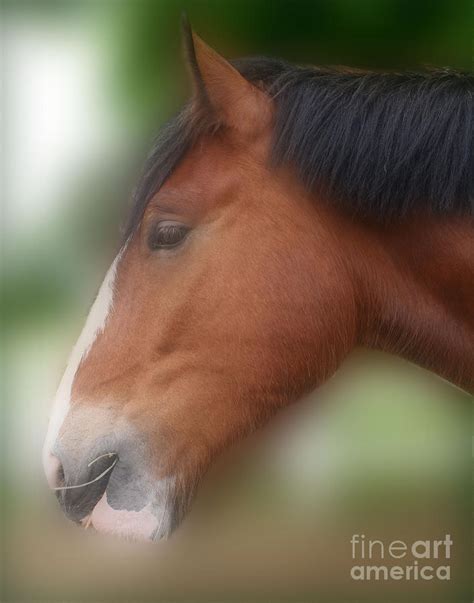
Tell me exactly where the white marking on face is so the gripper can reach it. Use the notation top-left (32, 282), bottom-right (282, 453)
top-left (42, 245), bottom-right (127, 487)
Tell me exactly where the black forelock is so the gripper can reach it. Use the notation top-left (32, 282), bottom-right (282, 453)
top-left (124, 56), bottom-right (473, 237)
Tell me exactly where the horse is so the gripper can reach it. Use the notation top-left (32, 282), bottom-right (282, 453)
top-left (42, 23), bottom-right (474, 542)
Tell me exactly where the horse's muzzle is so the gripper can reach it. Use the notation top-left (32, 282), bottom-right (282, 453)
top-left (44, 407), bottom-right (177, 541)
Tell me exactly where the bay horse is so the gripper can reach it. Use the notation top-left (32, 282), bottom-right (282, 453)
top-left (43, 24), bottom-right (474, 541)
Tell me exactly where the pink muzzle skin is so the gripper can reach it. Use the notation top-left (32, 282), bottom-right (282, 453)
top-left (85, 491), bottom-right (159, 541)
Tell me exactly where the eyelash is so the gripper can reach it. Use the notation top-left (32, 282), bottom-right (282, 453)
top-left (148, 222), bottom-right (189, 250)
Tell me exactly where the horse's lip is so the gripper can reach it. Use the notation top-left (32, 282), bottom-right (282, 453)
top-left (82, 489), bottom-right (166, 541)
top-left (74, 471), bottom-right (180, 541)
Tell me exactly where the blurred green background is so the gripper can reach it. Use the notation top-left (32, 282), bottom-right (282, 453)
top-left (2, 1), bottom-right (472, 602)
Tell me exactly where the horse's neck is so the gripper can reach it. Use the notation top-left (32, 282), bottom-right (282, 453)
top-left (356, 215), bottom-right (474, 392)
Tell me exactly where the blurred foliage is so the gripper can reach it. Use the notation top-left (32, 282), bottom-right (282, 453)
top-left (86, 0), bottom-right (474, 124)
top-left (4, 0), bottom-right (473, 125)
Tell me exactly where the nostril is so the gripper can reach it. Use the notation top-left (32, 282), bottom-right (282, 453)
top-left (54, 453), bottom-right (118, 492)
top-left (54, 452), bottom-right (118, 523)
top-left (43, 450), bottom-right (63, 489)
top-left (57, 461), bottom-right (65, 486)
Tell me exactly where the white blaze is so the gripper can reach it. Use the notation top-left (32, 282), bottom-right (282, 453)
top-left (42, 246), bottom-right (126, 487)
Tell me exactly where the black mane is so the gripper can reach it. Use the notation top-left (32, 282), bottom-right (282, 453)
top-left (126, 57), bottom-right (473, 236)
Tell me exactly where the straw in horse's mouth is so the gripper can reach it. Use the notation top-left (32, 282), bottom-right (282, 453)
top-left (53, 452), bottom-right (118, 491)
top-left (81, 514), bottom-right (93, 529)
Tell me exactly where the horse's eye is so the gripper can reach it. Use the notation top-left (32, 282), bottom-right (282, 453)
top-left (148, 221), bottom-right (189, 250)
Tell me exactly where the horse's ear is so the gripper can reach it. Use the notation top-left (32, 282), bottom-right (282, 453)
top-left (182, 19), bottom-right (271, 134)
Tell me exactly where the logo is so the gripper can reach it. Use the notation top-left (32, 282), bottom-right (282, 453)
top-left (350, 534), bottom-right (452, 581)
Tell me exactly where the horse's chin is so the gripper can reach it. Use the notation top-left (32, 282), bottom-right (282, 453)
top-left (76, 471), bottom-right (180, 542)
top-left (82, 489), bottom-right (173, 542)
